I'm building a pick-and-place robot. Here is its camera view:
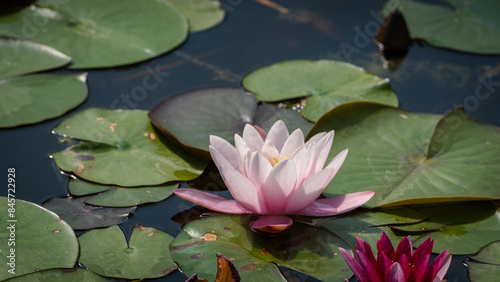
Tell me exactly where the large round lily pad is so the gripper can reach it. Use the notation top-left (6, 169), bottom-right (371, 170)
top-left (0, 36), bottom-right (70, 79)
top-left (466, 241), bottom-right (500, 281)
top-left (171, 215), bottom-right (351, 281)
top-left (0, 197), bottom-right (79, 280)
top-left (149, 87), bottom-right (313, 158)
top-left (242, 60), bottom-right (398, 121)
top-left (42, 196), bottom-right (136, 230)
top-left (0, 73), bottom-right (87, 128)
top-left (51, 108), bottom-right (207, 186)
top-left (0, 0), bottom-right (188, 68)
top-left (78, 224), bottom-right (177, 279)
top-left (167, 0), bottom-right (225, 32)
top-left (4, 268), bottom-right (108, 282)
top-left (68, 178), bottom-right (176, 207)
top-left (308, 102), bottom-right (500, 207)
top-left (382, 0), bottom-right (500, 54)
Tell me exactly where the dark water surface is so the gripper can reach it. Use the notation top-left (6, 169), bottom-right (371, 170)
top-left (2, 0), bottom-right (499, 281)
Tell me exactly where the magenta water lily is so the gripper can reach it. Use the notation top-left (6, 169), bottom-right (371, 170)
top-left (339, 231), bottom-right (452, 282)
top-left (173, 120), bottom-right (375, 233)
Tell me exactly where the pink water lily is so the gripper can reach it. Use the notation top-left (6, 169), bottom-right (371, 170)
top-left (173, 120), bottom-right (375, 233)
top-left (339, 231), bottom-right (452, 282)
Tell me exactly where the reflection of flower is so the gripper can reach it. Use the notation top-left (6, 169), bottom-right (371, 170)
top-left (339, 231), bottom-right (452, 282)
top-left (174, 120), bottom-right (375, 233)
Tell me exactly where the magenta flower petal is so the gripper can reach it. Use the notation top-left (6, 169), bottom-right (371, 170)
top-left (173, 188), bottom-right (252, 214)
top-left (412, 237), bottom-right (433, 265)
top-left (409, 254), bottom-right (430, 282)
top-left (378, 250), bottom-right (393, 282)
top-left (357, 238), bottom-right (377, 271)
top-left (395, 236), bottom-right (413, 262)
top-left (433, 252), bottom-right (452, 282)
top-left (355, 250), bottom-right (381, 282)
top-left (339, 247), bottom-right (370, 282)
top-left (293, 190), bottom-right (375, 216)
top-left (423, 249), bottom-right (449, 282)
top-left (387, 263), bottom-right (407, 282)
top-left (377, 231), bottom-right (396, 258)
top-left (251, 215), bottom-right (293, 233)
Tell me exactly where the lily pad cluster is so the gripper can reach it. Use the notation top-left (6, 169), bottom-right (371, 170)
top-left (0, 0), bottom-right (225, 69)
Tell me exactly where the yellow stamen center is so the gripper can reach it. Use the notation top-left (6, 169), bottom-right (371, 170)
top-left (268, 156), bottom-right (287, 167)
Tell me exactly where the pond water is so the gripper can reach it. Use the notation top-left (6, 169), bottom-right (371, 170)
top-left (2, 0), bottom-right (499, 281)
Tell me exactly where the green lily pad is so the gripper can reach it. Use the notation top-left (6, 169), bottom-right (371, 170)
top-left (242, 60), bottom-right (398, 121)
top-left (148, 87), bottom-right (313, 158)
top-left (4, 268), bottom-right (108, 282)
top-left (308, 102), bottom-right (500, 207)
top-left (0, 197), bottom-right (79, 280)
top-left (382, 0), bottom-right (500, 54)
top-left (0, 36), bottom-right (70, 79)
top-left (68, 178), bottom-right (176, 207)
top-left (467, 241), bottom-right (500, 281)
top-left (78, 224), bottom-right (177, 279)
top-left (0, 73), bottom-right (87, 128)
top-left (167, 0), bottom-right (225, 32)
top-left (171, 215), bottom-right (351, 281)
top-left (0, 0), bottom-right (188, 68)
top-left (390, 202), bottom-right (500, 255)
top-left (51, 108), bottom-right (207, 186)
top-left (314, 206), bottom-right (426, 249)
top-left (42, 196), bottom-right (136, 230)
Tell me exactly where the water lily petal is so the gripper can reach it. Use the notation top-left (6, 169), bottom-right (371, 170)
top-left (293, 190), bottom-right (375, 216)
top-left (173, 188), bottom-right (252, 214)
top-left (397, 253), bottom-right (410, 279)
top-left (242, 123), bottom-right (265, 152)
top-left (357, 238), bottom-right (377, 272)
top-left (312, 131), bottom-right (335, 173)
top-left (395, 236), bottom-right (413, 262)
top-left (387, 263), bottom-right (407, 282)
top-left (423, 249), bottom-right (449, 282)
top-left (377, 231), bottom-right (396, 259)
top-left (325, 148), bottom-right (348, 172)
top-left (339, 247), bottom-right (371, 282)
top-left (262, 159), bottom-right (297, 213)
top-left (234, 134), bottom-right (251, 171)
top-left (209, 135), bottom-right (240, 171)
top-left (289, 144), bottom-right (316, 184)
top-left (305, 131), bottom-right (326, 146)
top-left (261, 140), bottom-right (280, 163)
top-left (265, 120), bottom-right (289, 152)
top-left (433, 252), bottom-right (452, 282)
top-left (285, 168), bottom-right (335, 214)
top-left (280, 128), bottom-right (304, 158)
top-left (412, 237), bottom-right (433, 265)
top-left (216, 158), bottom-right (268, 214)
top-left (409, 254), bottom-right (430, 282)
top-left (251, 215), bottom-right (292, 233)
top-left (378, 251), bottom-right (393, 282)
top-left (356, 250), bottom-right (382, 282)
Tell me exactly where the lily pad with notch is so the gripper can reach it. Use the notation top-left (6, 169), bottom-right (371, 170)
top-left (78, 224), bottom-right (177, 280)
top-left (148, 87), bottom-right (313, 158)
top-left (382, 0), bottom-right (500, 54)
top-left (42, 196), bottom-right (136, 230)
top-left (0, 197), bottom-right (79, 280)
top-left (308, 102), bottom-right (500, 207)
top-left (68, 178), bottom-right (177, 207)
top-left (0, 0), bottom-right (189, 68)
top-left (242, 60), bottom-right (398, 121)
top-left (466, 240), bottom-right (500, 281)
top-left (51, 108), bottom-right (208, 186)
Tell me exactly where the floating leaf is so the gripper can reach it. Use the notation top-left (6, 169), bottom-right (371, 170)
top-left (167, 0), bottom-right (225, 32)
top-left (0, 0), bottom-right (188, 68)
top-left (308, 102), bottom-right (500, 207)
top-left (390, 202), bottom-right (500, 254)
top-left (148, 87), bottom-right (312, 157)
top-left (314, 206), bottom-right (426, 249)
top-left (0, 36), bottom-right (70, 79)
top-left (382, 0), bottom-right (500, 54)
top-left (42, 196), bottom-right (136, 230)
top-left (51, 108), bottom-right (207, 186)
top-left (171, 215), bottom-right (350, 281)
top-left (0, 197), bottom-right (79, 280)
top-left (0, 73), bottom-right (87, 128)
top-left (242, 60), bottom-right (398, 121)
top-left (4, 268), bottom-right (108, 282)
top-left (68, 178), bottom-right (176, 207)
top-left (466, 241), bottom-right (500, 281)
top-left (78, 224), bottom-right (177, 279)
